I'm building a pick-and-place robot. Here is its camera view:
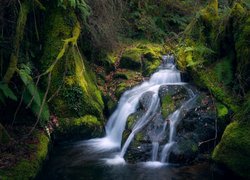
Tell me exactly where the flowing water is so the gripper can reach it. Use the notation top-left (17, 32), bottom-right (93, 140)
top-left (86, 57), bottom-right (196, 165)
top-left (37, 57), bottom-right (240, 179)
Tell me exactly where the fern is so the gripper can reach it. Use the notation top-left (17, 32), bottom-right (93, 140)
top-left (0, 82), bottom-right (17, 104)
top-left (183, 44), bottom-right (214, 68)
top-left (76, 0), bottom-right (91, 23)
top-left (57, 0), bottom-right (91, 23)
top-left (18, 65), bottom-right (49, 123)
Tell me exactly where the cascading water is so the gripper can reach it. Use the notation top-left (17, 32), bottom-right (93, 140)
top-left (87, 55), bottom-right (197, 165)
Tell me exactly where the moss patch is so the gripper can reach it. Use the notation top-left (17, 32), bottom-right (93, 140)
top-left (212, 121), bottom-right (250, 179)
top-left (216, 102), bottom-right (228, 118)
top-left (40, 8), bottom-right (104, 119)
top-left (119, 42), bottom-right (164, 76)
top-left (0, 131), bottom-right (49, 179)
top-left (55, 115), bottom-right (103, 140)
top-left (161, 95), bottom-right (175, 119)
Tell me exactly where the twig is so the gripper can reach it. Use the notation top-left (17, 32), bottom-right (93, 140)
top-left (25, 75), bottom-right (40, 109)
top-left (198, 90), bottom-right (218, 147)
top-left (26, 72), bottom-right (51, 137)
top-left (12, 88), bottom-right (25, 127)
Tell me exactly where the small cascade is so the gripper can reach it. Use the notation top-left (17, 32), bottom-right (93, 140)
top-left (88, 54), bottom-right (198, 165)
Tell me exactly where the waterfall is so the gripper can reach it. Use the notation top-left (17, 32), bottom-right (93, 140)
top-left (105, 65), bottom-right (182, 148)
top-left (88, 55), bottom-right (197, 165)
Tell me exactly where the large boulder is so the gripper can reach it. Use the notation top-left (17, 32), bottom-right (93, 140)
top-left (122, 86), bottom-right (217, 164)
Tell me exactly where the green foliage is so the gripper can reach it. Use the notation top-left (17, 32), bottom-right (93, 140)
top-left (124, 0), bottom-right (193, 41)
top-left (57, 0), bottom-right (91, 23)
top-left (214, 57), bottom-right (233, 86)
top-left (216, 102), bottom-right (228, 118)
top-left (18, 64), bottom-right (50, 124)
top-left (0, 82), bottom-right (17, 104)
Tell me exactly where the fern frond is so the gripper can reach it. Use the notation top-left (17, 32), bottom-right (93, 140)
top-left (18, 65), bottom-right (50, 123)
top-left (0, 82), bottom-right (17, 101)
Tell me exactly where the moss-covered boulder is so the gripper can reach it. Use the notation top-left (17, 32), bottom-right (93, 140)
top-left (0, 131), bottom-right (50, 179)
top-left (212, 121), bottom-right (250, 179)
top-left (55, 115), bottom-right (103, 141)
top-left (159, 85), bottom-right (189, 119)
top-left (122, 85), bottom-right (217, 164)
top-left (120, 47), bottom-right (142, 71)
top-left (119, 42), bottom-right (164, 76)
top-left (38, 7), bottom-right (104, 139)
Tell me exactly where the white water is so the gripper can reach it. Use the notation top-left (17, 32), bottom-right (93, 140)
top-left (86, 57), bottom-right (197, 165)
top-left (105, 66), bottom-right (182, 148)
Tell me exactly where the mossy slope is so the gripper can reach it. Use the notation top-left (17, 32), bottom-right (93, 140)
top-left (212, 121), bottom-right (250, 179)
top-left (0, 131), bottom-right (49, 180)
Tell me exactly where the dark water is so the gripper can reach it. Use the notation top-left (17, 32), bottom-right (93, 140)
top-left (37, 140), bottom-right (240, 180)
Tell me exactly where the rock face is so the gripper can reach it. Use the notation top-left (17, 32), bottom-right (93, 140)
top-left (123, 85), bottom-right (217, 164)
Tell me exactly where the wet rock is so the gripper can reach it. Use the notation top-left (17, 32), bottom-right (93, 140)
top-left (169, 92), bottom-right (217, 163)
top-left (139, 91), bottom-right (154, 111)
top-left (122, 85), bottom-right (217, 164)
top-left (159, 85), bottom-right (189, 119)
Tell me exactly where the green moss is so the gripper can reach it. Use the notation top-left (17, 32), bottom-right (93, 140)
top-left (40, 8), bottom-right (104, 119)
top-left (0, 131), bottom-right (49, 179)
top-left (216, 102), bottom-right (228, 118)
top-left (119, 42), bottom-right (164, 75)
top-left (120, 47), bottom-right (142, 71)
top-left (56, 115), bottom-right (103, 139)
top-left (115, 82), bottom-right (130, 98)
top-left (127, 114), bottom-right (138, 129)
top-left (214, 57), bottom-right (233, 86)
top-left (161, 95), bottom-right (175, 119)
top-left (193, 69), bottom-right (239, 112)
top-left (234, 93), bottom-right (250, 123)
top-left (212, 121), bottom-right (250, 179)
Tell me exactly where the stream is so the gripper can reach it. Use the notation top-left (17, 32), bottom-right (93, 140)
top-left (38, 57), bottom-right (240, 179)
top-left (37, 140), bottom-right (238, 180)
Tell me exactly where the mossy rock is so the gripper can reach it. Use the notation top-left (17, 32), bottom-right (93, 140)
top-left (192, 69), bottom-right (239, 112)
top-left (120, 48), bottom-right (142, 71)
top-left (55, 115), bottom-right (103, 140)
top-left (159, 85), bottom-right (189, 119)
top-left (115, 82), bottom-right (131, 98)
top-left (0, 131), bottom-right (49, 179)
top-left (40, 8), bottom-right (104, 119)
top-left (212, 121), bottom-right (250, 179)
top-left (119, 42), bottom-right (164, 75)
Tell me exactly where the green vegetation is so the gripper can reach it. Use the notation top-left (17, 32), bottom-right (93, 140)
top-left (212, 121), bottom-right (250, 178)
top-left (55, 115), bottom-right (103, 139)
top-left (161, 95), bottom-right (175, 119)
top-left (0, 131), bottom-right (49, 179)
